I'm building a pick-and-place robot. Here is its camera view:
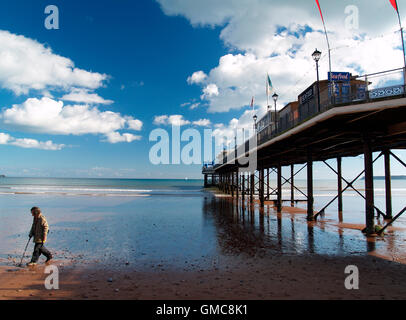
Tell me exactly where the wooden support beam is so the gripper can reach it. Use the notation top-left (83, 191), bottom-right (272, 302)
top-left (260, 169), bottom-right (265, 207)
top-left (337, 157), bottom-right (343, 219)
top-left (384, 149), bottom-right (393, 219)
top-left (236, 171), bottom-right (239, 200)
top-left (267, 168), bottom-right (270, 200)
top-left (229, 173), bottom-right (232, 194)
top-left (307, 151), bottom-right (314, 221)
top-left (363, 134), bottom-right (375, 235)
top-left (242, 173), bottom-right (245, 201)
top-left (290, 164), bottom-right (295, 207)
top-left (250, 173), bottom-right (255, 203)
top-left (231, 172), bottom-right (235, 197)
top-left (277, 163), bottom-right (282, 213)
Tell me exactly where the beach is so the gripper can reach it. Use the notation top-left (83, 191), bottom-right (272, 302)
top-left (1, 178), bottom-right (406, 300)
top-left (2, 253), bottom-right (406, 300)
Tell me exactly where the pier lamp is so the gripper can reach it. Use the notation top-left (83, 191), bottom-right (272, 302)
top-left (272, 92), bottom-right (279, 133)
top-left (312, 48), bottom-right (322, 112)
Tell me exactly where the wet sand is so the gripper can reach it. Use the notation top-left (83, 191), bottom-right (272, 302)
top-left (1, 253), bottom-right (406, 300)
top-left (2, 191), bottom-right (406, 300)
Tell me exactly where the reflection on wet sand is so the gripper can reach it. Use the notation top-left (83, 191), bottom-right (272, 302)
top-left (204, 194), bottom-right (406, 263)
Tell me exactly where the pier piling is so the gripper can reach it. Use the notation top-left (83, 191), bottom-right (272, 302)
top-left (363, 134), bottom-right (375, 235)
top-left (260, 169), bottom-right (265, 207)
top-left (277, 163), bottom-right (282, 213)
top-left (307, 151), bottom-right (314, 221)
top-left (290, 164), bottom-right (295, 207)
top-left (337, 157), bottom-right (343, 220)
top-left (250, 173), bottom-right (254, 203)
top-left (236, 171), bottom-right (239, 200)
top-left (384, 149), bottom-right (393, 219)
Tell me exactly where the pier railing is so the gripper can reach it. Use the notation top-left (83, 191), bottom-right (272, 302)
top-left (217, 68), bottom-right (406, 166)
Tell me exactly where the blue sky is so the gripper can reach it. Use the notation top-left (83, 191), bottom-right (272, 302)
top-left (0, 0), bottom-right (406, 179)
top-left (0, 0), bottom-right (232, 178)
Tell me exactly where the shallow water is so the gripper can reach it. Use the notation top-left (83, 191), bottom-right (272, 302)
top-left (1, 178), bottom-right (406, 270)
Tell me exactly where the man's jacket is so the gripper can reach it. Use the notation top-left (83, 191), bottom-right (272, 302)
top-left (29, 214), bottom-right (49, 243)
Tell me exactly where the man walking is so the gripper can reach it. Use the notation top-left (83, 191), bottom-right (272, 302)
top-left (27, 207), bottom-right (53, 266)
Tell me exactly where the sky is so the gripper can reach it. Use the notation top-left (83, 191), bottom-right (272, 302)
top-left (0, 0), bottom-right (406, 179)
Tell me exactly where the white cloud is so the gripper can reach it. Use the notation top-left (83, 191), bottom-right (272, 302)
top-left (0, 132), bottom-right (64, 150)
top-left (153, 114), bottom-right (191, 126)
top-left (103, 132), bottom-right (142, 144)
top-left (153, 115), bottom-right (170, 125)
top-left (201, 84), bottom-right (219, 99)
top-left (0, 30), bottom-right (108, 95)
top-left (212, 108), bottom-right (258, 143)
top-left (189, 103), bottom-right (200, 110)
top-left (61, 88), bottom-right (114, 105)
top-left (153, 115), bottom-right (212, 127)
top-left (187, 71), bottom-right (207, 84)
top-left (0, 97), bottom-right (143, 144)
top-left (160, 0), bottom-right (406, 113)
top-left (180, 101), bottom-right (200, 110)
top-left (168, 115), bottom-right (191, 126)
top-left (0, 30), bottom-right (143, 146)
top-left (192, 119), bottom-right (211, 127)
top-left (0, 132), bottom-right (10, 144)
top-left (127, 118), bottom-right (143, 131)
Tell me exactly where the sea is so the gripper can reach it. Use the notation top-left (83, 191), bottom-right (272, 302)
top-left (0, 177), bottom-right (406, 269)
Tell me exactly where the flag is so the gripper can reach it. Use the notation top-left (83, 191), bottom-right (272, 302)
top-left (315, 0), bottom-right (324, 23)
top-left (266, 74), bottom-right (273, 97)
top-left (390, 0), bottom-right (398, 12)
top-left (250, 96), bottom-right (255, 109)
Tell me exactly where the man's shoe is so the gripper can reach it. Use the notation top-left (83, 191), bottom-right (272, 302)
top-left (45, 255), bottom-right (53, 263)
top-left (26, 262), bottom-right (37, 267)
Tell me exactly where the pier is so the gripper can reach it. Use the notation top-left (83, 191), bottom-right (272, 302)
top-left (203, 68), bottom-right (406, 235)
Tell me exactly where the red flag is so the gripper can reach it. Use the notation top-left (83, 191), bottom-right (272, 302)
top-left (315, 0), bottom-right (324, 23)
top-left (390, 0), bottom-right (398, 12)
top-left (250, 96), bottom-right (255, 109)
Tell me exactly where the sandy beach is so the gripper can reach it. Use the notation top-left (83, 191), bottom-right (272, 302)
top-left (1, 251), bottom-right (406, 300)
top-left (2, 207), bottom-right (406, 299)
top-left (2, 178), bottom-right (406, 300)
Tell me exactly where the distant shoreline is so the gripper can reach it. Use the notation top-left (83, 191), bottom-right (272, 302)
top-left (0, 177), bottom-right (204, 181)
top-left (362, 176), bottom-right (406, 180)
top-left (2, 176), bottom-right (406, 181)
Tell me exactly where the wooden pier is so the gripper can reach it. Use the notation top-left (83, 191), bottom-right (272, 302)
top-left (203, 69), bottom-right (406, 235)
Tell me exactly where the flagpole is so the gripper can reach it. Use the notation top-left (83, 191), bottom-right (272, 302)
top-left (316, 0), bottom-right (334, 103)
top-left (396, 6), bottom-right (406, 84)
top-left (322, 21), bottom-right (333, 84)
top-left (321, 13), bottom-right (334, 104)
top-left (266, 74), bottom-right (269, 107)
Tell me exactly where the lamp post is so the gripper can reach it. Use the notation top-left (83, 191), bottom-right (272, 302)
top-left (312, 48), bottom-right (322, 113)
top-left (267, 103), bottom-right (271, 138)
top-left (272, 92), bottom-right (279, 133)
top-left (253, 115), bottom-right (257, 132)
